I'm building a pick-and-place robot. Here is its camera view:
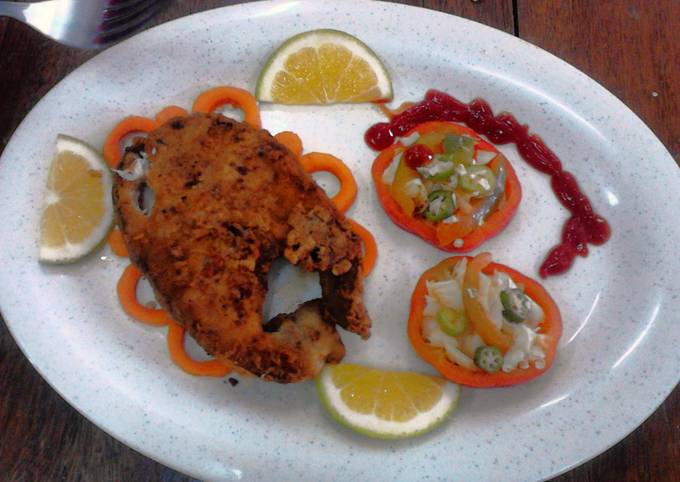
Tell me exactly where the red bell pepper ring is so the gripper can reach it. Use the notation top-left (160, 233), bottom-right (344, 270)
top-left (371, 121), bottom-right (522, 252)
top-left (407, 255), bottom-right (562, 388)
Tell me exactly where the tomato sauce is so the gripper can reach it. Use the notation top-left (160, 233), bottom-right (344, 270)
top-left (365, 89), bottom-right (611, 277)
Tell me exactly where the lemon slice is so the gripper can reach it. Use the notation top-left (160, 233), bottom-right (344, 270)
top-left (317, 363), bottom-right (460, 439)
top-left (256, 29), bottom-right (392, 104)
top-left (39, 135), bottom-right (113, 263)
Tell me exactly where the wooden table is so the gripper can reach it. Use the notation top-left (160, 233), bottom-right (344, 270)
top-left (1, 1), bottom-right (678, 480)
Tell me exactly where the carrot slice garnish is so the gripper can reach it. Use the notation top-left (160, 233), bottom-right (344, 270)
top-left (346, 218), bottom-right (377, 277)
top-left (117, 264), bottom-right (172, 326)
top-left (107, 227), bottom-right (129, 257)
top-left (274, 131), bottom-right (303, 157)
top-left (191, 86), bottom-right (261, 128)
top-left (463, 253), bottom-right (514, 352)
top-left (155, 105), bottom-right (188, 125)
top-left (299, 152), bottom-right (358, 213)
top-left (166, 323), bottom-right (231, 377)
top-left (103, 116), bottom-right (157, 168)
top-left (118, 264), bottom-right (233, 377)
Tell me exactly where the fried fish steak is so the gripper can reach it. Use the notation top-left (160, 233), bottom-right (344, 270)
top-left (112, 113), bottom-right (371, 383)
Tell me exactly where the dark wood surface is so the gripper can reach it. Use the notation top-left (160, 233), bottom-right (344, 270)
top-left (1, 1), bottom-right (678, 480)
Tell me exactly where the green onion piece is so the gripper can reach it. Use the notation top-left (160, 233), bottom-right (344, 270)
top-left (425, 190), bottom-right (455, 221)
top-left (500, 288), bottom-right (530, 323)
top-left (436, 307), bottom-right (468, 337)
top-left (474, 346), bottom-right (504, 373)
top-left (459, 165), bottom-right (496, 197)
top-left (442, 135), bottom-right (475, 164)
top-left (417, 156), bottom-right (456, 181)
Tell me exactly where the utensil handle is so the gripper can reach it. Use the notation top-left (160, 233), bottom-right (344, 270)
top-left (0, 1), bottom-right (29, 21)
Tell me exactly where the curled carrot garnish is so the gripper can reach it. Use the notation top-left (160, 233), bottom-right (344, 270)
top-left (166, 323), bottom-right (231, 377)
top-left (107, 227), bottom-right (129, 257)
top-left (103, 116), bottom-right (157, 167)
top-left (299, 152), bottom-right (358, 213)
top-left (346, 219), bottom-right (377, 277)
top-left (191, 86), bottom-right (261, 128)
top-left (274, 131), bottom-right (303, 157)
top-left (117, 264), bottom-right (172, 326)
top-left (375, 100), bottom-right (415, 119)
top-left (118, 263), bottom-right (232, 377)
top-left (155, 105), bottom-right (188, 125)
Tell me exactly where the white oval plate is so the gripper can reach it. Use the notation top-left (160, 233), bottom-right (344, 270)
top-left (1, 1), bottom-right (678, 480)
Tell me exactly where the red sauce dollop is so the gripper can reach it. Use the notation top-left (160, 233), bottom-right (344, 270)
top-left (364, 122), bottom-right (395, 150)
top-left (404, 144), bottom-right (434, 169)
top-left (365, 89), bottom-right (611, 277)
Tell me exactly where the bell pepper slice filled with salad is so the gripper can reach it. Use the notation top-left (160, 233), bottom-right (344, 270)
top-left (371, 121), bottom-right (521, 252)
top-left (408, 253), bottom-right (562, 387)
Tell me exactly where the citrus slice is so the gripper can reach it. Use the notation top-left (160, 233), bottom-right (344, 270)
top-left (317, 363), bottom-right (460, 439)
top-left (256, 29), bottom-right (392, 104)
top-left (39, 135), bottom-right (113, 263)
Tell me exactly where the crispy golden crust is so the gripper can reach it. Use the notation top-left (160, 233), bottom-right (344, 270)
top-left (112, 113), bottom-right (370, 382)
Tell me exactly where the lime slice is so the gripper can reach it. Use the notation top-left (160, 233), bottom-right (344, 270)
top-left (317, 363), bottom-right (460, 439)
top-left (256, 29), bottom-right (393, 104)
top-left (39, 135), bottom-right (113, 263)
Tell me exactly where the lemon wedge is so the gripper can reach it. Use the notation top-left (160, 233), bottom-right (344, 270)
top-left (256, 29), bottom-right (392, 104)
top-left (39, 135), bottom-right (113, 263)
top-left (317, 363), bottom-right (460, 439)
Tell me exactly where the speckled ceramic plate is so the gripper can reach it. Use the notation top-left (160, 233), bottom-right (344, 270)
top-left (1, 1), bottom-right (678, 480)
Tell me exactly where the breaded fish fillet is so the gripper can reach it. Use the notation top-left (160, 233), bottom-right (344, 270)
top-left (112, 113), bottom-right (370, 383)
